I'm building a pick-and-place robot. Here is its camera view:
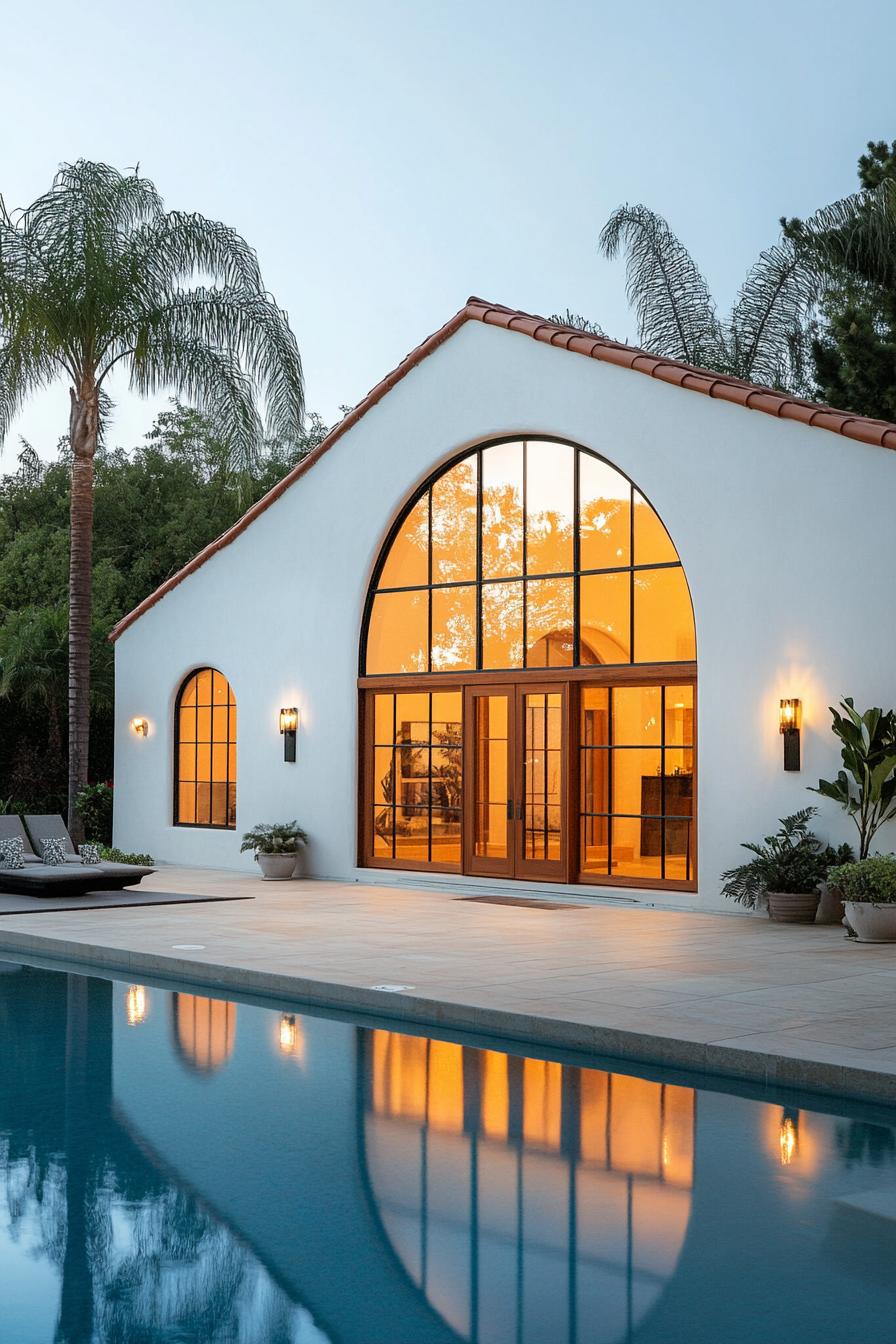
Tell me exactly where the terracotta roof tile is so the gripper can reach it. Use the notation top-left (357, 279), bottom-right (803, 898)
top-left (110, 297), bottom-right (896, 641)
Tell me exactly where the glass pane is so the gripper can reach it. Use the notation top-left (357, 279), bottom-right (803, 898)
top-left (665, 817), bottom-right (693, 881)
top-left (432, 456), bottom-right (477, 584)
top-left (196, 743), bottom-right (211, 782)
top-left (525, 577), bottom-right (574, 667)
top-left (633, 490), bottom-right (678, 565)
top-left (372, 807), bottom-right (394, 858)
top-left (579, 571), bottom-right (631, 663)
top-left (665, 747), bottom-right (695, 791)
top-left (178, 707), bottom-right (196, 747)
top-left (613, 748), bottom-right (663, 816)
top-left (613, 686), bottom-right (661, 747)
top-left (180, 676), bottom-right (198, 708)
top-left (431, 747), bottom-right (462, 812)
top-left (196, 668), bottom-right (213, 705)
top-left (580, 748), bottom-right (609, 814)
top-left (394, 808), bottom-right (430, 863)
top-left (212, 703), bottom-right (230, 743)
top-left (228, 704), bottom-right (237, 741)
top-left (473, 695), bottom-right (509, 859)
top-left (431, 585), bottom-right (476, 671)
top-left (481, 441), bottom-right (523, 579)
top-left (195, 783), bottom-right (211, 827)
top-left (665, 685), bottom-right (695, 746)
top-left (431, 691), bottom-right (462, 746)
top-left (581, 687), bottom-right (609, 747)
top-left (525, 440), bottom-right (573, 574)
top-left (210, 782), bottom-right (228, 827)
top-left (365, 590), bottom-right (428, 674)
top-left (431, 808), bottom-right (461, 865)
top-left (212, 672), bottom-right (229, 704)
top-left (373, 748), bottom-right (394, 805)
top-left (373, 693), bottom-right (394, 745)
top-left (178, 744), bottom-right (195, 782)
top-left (226, 783), bottom-right (236, 827)
top-left (523, 693), bottom-right (562, 863)
top-left (579, 454), bottom-right (631, 570)
top-left (178, 784), bottom-right (196, 825)
top-left (611, 815), bottom-right (662, 880)
top-left (228, 744), bottom-right (237, 782)
top-left (395, 693), bottom-right (430, 743)
top-left (211, 743), bottom-right (228, 782)
top-left (580, 813), bottom-right (610, 874)
top-left (633, 567), bottom-right (695, 663)
top-left (378, 493), bottom-right (429, 588)
top-left (481, 582), bottom-right (523, 669)
top-left (197, 706), bottom-right (211, 741)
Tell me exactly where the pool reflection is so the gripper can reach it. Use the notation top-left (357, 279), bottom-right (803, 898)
top-left (2, 962), bottom-right (896, 1344)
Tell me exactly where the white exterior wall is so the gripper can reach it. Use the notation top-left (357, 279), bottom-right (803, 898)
top-left (113, 320), bottom-right (896, 910)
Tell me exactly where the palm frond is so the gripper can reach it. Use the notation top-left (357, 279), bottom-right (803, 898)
top-left (789, 179), bottom-right (896, 290)
top-left (729, 239), bottom-right (819, 389)
top-left (599, 204), bottom-right (725, 366)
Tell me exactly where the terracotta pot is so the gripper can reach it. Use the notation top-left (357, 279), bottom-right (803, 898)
top-left (256, 852), bottom-right (298, 881)
top-left (767, 890), bottom-right (821, 923)
top-left (844, 901), bottom-right (896, 943)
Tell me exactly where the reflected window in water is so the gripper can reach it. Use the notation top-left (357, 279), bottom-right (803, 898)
top-left (171, 993), bottom-right (237, 1075)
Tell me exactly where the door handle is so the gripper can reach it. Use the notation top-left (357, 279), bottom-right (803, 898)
top-left (506, 798), bottom-right (514, 821)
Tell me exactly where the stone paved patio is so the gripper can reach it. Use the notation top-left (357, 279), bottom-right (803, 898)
top-left (2, 867), bottom-right (896, 1103)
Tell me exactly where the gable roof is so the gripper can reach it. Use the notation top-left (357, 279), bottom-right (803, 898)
top-left (110, 296), bottom-right (896, 641)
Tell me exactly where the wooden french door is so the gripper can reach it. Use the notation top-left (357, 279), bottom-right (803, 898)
top-left (464, 683), bottom-right (567, 881)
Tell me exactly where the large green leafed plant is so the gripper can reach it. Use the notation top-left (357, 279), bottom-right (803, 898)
top-left (810, 699), bottom-right (896, 859)
top-left (720, 808), bottom-right (850, 908)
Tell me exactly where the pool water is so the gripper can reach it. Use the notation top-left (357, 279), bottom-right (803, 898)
top-left (2, 961), bottom-right (896, 1344)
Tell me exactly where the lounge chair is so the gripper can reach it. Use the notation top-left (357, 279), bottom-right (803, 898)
top-left (0, 814), bottom-right (154, 897)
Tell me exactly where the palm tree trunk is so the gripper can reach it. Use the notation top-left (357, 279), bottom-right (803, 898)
top-left (67, 382), bottom-right (99, 842)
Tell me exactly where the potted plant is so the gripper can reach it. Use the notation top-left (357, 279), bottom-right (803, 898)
top-left (240, 821), bottom-right (308, 881)
top-left (827, 855), bottom-right (896, 942)
top-left (810, 699), bottom-right (896, 859)
top-left (720, 808), bottom-right (841, 923)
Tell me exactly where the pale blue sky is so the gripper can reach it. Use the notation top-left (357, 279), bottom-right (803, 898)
top-left (2, 0), bottom-right (894, 455)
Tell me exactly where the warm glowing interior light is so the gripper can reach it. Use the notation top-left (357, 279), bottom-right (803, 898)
top-left (129, 717), bottom-right (149, 737)
top-left (279, 707), bottom-right (299, 734)
top-left (125, 984), bottom-right (147, 1025)
top-left (779, 699), bottom-right (801, 733)
top-left (779, 1114), bottom-right (798, 1165)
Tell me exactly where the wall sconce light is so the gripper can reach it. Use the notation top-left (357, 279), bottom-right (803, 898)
top-left (779, 699), bottom-right (802, 771)
top-left (130, 717), bottom-right (149, 737)
top-left (279, 707), bottom-right (298, 762)
top-left (125, 984), bottom-right (148, 1026)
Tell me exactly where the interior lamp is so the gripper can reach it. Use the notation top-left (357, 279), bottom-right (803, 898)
top-left (779, 699), bottom-right (802, 771)
top-left (279, 707), bottom-right (299, 762)
top-left (130, 717), bottom-right (149, 737)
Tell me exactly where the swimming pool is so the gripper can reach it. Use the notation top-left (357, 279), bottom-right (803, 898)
top-left (1, 957), bottom-right (895, 1343)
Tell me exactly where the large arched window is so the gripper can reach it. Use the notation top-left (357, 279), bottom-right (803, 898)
top-left (174, 667), bottom-right (237, 828)
top-left (359, 438), bottom-right (696, 891)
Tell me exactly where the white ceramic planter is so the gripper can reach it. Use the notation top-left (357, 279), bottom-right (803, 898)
top-left (844, 901), bottom-right (896, 943)
top-left (256, 852), bottom-right (298, 881)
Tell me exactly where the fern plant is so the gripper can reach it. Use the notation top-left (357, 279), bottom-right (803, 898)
top-left (240, 821), bottom-right (308, 855)
top-left (720, 808), bottom-right (847, 908)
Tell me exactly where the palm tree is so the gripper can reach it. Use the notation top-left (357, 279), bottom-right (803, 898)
top-left (599, 204), bottom-right (817, 392)
top-left (0, 161), bottom-right (304, 836)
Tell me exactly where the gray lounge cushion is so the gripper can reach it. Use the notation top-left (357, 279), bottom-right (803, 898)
top-left (0, 816), bottom-right (37, 857)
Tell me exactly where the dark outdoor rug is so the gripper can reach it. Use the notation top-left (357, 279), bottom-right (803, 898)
top-left (457, 895), bottom-right (589, 910)
top-left (0, 889), bottom-right (254, 916)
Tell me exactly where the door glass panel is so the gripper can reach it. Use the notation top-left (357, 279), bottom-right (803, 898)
top-left (612, 748), bottom-right (662, 816)
top-left (432, 456), bottom-right (477, 584)
top-left (481, 582), bottom-right (523, 669)
top-left (611, 816), bottom-right (662, 880)
top-left (473, 695), bottom-right (509, 860)
top-left (481, 442), bottom-right (524, 579)
top-left (525, 577), bottom-right (574, 668)
top-left (395, 808), bottom-right (430, 862)
top-left (374, 693), bottom-right (395, 744)
top-left (525, 440), bottom-right (573, 575)
top-left (523, 692), bottom-right (562, 863)
top-left (579, 454), bottom-right (631, 570)
top-left (613, 686), bottom-right (662, 746)
top-left (379, 494), bottom-right (429, 588)
top-left (664, 685), bottom-right (695, 746)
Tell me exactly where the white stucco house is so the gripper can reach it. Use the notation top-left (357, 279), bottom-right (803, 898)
top-left (111, 298), bottom-right (896, 911)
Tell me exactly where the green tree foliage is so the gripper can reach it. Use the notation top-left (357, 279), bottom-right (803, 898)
top-left (0, 402), bottom-right (329, 810)
top-left (784, 141), bottom-right (896, 419)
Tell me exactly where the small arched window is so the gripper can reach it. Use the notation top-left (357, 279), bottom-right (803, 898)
top-left (174, 667), bottom-right (237, 828)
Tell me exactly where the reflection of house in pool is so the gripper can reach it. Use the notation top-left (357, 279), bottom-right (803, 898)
top-left (170, 991), bottom-right (237, 1074)
top-left (361, 1031), bottom-right (694, 1344)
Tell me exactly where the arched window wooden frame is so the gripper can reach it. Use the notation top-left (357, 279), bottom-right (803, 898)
top-left (174, 667), bottom-right (237, 829)
top-left (358, 437), bottom-right (697, 892)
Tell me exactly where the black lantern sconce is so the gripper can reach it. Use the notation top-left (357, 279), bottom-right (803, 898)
top-left (779, 699), bottom-right (801, 771)
top-left (279, 707), bottom-right (298, 762)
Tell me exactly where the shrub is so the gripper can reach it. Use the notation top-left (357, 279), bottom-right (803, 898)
top-left (240, 822), bottom-right (308, 856)
top-left (827, 855), bottom-right (896, 904)
top-left (810, 699), bottom-right (896, 859)
top-left (99, 845), bottom-right (153, 865)
top-left (76, 781), bottom-right (114, 845)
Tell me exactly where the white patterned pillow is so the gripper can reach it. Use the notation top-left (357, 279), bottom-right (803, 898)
top-left (0, 838), bottom-right (25, 870)
top-left (79, 843), bottom-right (101, 866)
top-left (41, 837), bottom-right (67, 867)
